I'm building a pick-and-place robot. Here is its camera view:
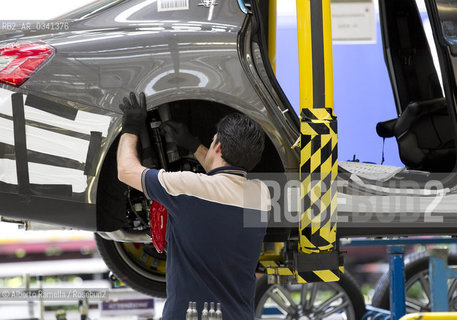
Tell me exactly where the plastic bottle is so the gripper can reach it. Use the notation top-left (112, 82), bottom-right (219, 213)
top-left (201, 302), bottom-right (209, 320)
top-left (186, 301), bottom-right (193, 320)
top-left (192, 301), bottom-right (198, 320)
top-left (209, 302), bottom-right (216, 320)
top-left (215, 303), bottom-right (222, 320)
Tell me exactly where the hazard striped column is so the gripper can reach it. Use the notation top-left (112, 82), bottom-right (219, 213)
top-left (296, 0), bottom-right (340, 282)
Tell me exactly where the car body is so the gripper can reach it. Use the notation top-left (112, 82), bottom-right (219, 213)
top-left (0, 0), bottom-right (299, 296)
top-left (0, 0), bottom-right (298, 230)
top-left (1, 0), bottom-right (457, 301)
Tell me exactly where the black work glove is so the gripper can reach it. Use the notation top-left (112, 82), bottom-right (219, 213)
top-left (119, 92), bottom-right (147, 136)
top-left (160, 121), bottom-right (201, 153)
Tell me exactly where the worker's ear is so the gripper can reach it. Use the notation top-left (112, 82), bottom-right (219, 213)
top-left (214, 141), bottom-right (222, 154)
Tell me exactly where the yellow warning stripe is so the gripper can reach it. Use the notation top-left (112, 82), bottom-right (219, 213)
top-left (314, 270), bottom-right (340, 282)
top-left (322, 0), bottom-right (334, 109)
top-left (268, 0), bottom-right (277, 74)
top-left (296, 0), bottom-right (313, 109)
top-left (260, 260), bottom-right (279, 268)
top-left (400, 314), bottom-right (457, 320)
top-left (266, 267), bottom-right (294, 276)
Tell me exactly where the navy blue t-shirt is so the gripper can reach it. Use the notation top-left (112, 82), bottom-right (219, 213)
top-left (141, 166), bottom-right (270, 320)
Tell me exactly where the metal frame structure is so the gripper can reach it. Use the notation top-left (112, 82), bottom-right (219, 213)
top-left (263, 1), bottom-right (457, 317)
top-left (346, 237), bottom-right (457, 319)
top-left (397, 247), bottom-right (457, 319)
top-left (428, 247), bottom-right (457, 312)
top-left (263, 0), bottom-right (342, 285)
top-left (296, 0), bottom-right (339, 276)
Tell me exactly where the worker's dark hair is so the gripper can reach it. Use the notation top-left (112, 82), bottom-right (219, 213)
top-left (215, 113), bottom-right (265, 171)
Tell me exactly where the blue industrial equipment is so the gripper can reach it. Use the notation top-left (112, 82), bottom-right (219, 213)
top-left (343, 237), bottom-right (457, 319)
top-left (388, 246), bottom-right (406, 320)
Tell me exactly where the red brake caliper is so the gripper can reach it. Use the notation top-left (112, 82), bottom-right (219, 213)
top-left (149, 201), bottom-right (168, 253)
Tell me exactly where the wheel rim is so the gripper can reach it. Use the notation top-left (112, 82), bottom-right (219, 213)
top-left (405, 269), bottom-right (457, 312)
top-left (114, 241), bottom-right (166, 282)
top-left (255, 282), bottom-right (356, 320)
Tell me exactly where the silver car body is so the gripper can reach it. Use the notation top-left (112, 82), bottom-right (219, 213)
top-left (0, 0), bottom-right (299, 230)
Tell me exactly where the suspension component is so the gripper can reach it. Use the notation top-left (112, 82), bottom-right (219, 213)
top-left (158, 103), bottom-right (180, 163)
top-left (149, 108), bottom-right (169, 171)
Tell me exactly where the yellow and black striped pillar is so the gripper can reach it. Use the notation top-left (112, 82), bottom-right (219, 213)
top-left (296, 0), bottom-right (341, 282)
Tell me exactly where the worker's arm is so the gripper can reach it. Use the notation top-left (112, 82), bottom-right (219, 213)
top-left (117, 92), bottom-right (148, 191)
top-left (194, 144), bottom-right (209, 171)
top-left (117, 133), bottom-right (146, 191)
top-left (160, 120), bottom-right (205, 168)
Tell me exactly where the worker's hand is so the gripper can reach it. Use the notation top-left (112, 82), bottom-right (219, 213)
top-left (160, 121), bottom-right (201, 153)
top-left (119, 92), bottom-right (147, 136)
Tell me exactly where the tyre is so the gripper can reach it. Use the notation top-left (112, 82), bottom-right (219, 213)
top-left (255, 272), bottom-right (366, 320)
top-left (95, 233), bottom-right (167, 297)
top-left (371, 251), bottom-right (457, 312)
top-left (95, 137), bottom-right (167, 297)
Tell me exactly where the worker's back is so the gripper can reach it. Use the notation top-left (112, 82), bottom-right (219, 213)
top-left (142, 166), bottom-right (270, 320)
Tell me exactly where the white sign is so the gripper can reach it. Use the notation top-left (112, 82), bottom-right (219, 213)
top-left (331, 1), bottom-right (376, 43)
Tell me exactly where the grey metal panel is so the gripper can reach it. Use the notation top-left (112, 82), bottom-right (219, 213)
top-left (0, 0), bottom-right (299, 229)
top-left (0, 193), bottom-right (97, 231)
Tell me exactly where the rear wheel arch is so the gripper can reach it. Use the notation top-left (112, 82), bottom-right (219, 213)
top-left (95, 98), bottom-right (285, 231)
top-left (94, 98), bottom-right (287, 297)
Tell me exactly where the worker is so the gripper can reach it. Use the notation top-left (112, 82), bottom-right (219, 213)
top-left (117, 92), bottom-right (271, 320)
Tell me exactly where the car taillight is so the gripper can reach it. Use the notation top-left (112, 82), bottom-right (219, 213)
top-left (0, 43), bottom-right (54, 87)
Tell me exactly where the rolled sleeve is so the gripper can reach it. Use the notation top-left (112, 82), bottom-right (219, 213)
top-left (141, 169), bottom-right (177, 211)
top-left (141, 169), bottom-right (152, 200)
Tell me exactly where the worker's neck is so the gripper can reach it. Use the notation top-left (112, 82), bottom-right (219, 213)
top-left (207, 157), bottom-right (230, 172)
